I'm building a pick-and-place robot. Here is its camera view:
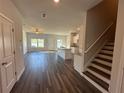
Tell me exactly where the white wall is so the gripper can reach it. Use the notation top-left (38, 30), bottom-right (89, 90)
top-left (23, 31), bottom-right (27, 54)
top-left (66, 35), bottom-right (71, 48)
top-left (73, 13), bottom-right (87, 73)
top-left (27, 32), bottom-right (67, 52)
top-left (110, 0), bottom-right (124, 93)
top-left (79, 13), bottom-right (87, 53)
top-left (0, 0), bottom-right (25, 80)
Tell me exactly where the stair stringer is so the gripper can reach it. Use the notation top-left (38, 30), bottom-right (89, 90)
top-left (84, 40), bottom-right (108, 71)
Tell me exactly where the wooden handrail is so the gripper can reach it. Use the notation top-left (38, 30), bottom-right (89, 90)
top-left (84, 22), bottom-right (114, 53)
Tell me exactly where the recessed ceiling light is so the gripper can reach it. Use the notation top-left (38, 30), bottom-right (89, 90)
top-left (54, 0), bottom-right (60, 3)
top-left (77, 27), bottom-right (81, 31)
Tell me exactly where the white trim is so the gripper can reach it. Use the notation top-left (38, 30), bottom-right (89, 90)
top-left (87, 69), bottom-right (110, 84)
top-left (110, 36), bottom-right (124, 93)
top-left (82, 73), bottom-right (109, 93)
top-left (0, 13), bottom-right (14, 23)
top-left (91, 64), bottom-right (111, 74)
top-left (17, 67), bottom-right (25, 81)
top-left (85, 23), bottom-right (114, 53)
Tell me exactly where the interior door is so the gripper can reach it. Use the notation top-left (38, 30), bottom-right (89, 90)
top-left (0, 16), bottom-right (16, 93)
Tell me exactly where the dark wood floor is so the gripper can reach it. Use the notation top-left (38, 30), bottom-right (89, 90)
top-left (11, 52), bottom-right (101, 93)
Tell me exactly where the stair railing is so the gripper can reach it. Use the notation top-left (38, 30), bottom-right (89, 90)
top-left (83, 22), bottom-right (114, 71)
top-left (84, 22), bottom-right (114, 54)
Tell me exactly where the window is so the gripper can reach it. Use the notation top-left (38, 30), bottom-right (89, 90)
top-left (31, 38), bottom-right (45, 48)
top-left (38, 39), bottom-right (44, 48)
top-left (57, 39), bottom-right (63, 48)
top-left (31, 39), bottom-right (37, 47)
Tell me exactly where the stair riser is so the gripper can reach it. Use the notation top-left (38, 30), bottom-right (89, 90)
top-left (103, 46), bottom-right (114, 51)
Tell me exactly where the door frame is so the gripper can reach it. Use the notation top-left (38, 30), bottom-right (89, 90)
top-left (117, 37), bottom-right (124, 93)
top-left (0, 13), bottom-right (17, 91)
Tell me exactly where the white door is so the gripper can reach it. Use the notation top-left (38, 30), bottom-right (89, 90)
top-left (0, 16), bottom-right (16, 93)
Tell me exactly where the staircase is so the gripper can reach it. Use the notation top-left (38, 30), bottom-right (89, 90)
top-left (83, 41), bottom-right (114, 92)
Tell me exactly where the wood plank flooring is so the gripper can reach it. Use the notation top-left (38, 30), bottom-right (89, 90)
top-left (10, 52), bottom-right (101, 93)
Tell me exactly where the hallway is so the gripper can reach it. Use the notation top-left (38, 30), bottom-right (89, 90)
top-left (10, 52), bottom-right (101, 93)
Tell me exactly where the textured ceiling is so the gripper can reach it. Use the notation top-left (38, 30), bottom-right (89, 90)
top-left (11, 0), bottom-right (102, 35)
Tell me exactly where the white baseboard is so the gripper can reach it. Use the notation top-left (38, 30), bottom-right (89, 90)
top-left (17, 67), bottom-right (25, 81)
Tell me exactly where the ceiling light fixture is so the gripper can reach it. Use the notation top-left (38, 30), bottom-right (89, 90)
top-left (32, 28), bottom-right (42, 34)
top-left (54, 0), bottom-right (60, 3)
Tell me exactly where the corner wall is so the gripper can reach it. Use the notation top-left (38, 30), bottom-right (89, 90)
top-left (110, 0), bottom-right (124, 92)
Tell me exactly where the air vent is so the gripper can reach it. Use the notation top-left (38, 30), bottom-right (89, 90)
top-left (41, 13), bottom-right (47, 19)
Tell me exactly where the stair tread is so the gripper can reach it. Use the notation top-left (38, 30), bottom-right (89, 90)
top-left (102, 46), bottom-right (114, 51)
top-left (94, 58), bottom-right (112, 67)
top-left (100, 50), bottom-right (113, 53)
top-left (91, 64), bottom-right (111, 75)
top-left (100, 50), bottom-right (113, 56)
top-left (105, 44), bottom-right (114, 47)
top-left (88, 66), bottom-right (111, 79)
top-left (83, 71), bottom-right (109, 91)
top-left (95, 57), bottom-right (112, 63)
top-left (92, 61), bottom-right (111, 71)
top-left (97, 54), bottom-right (113, 61)
top-left (99, 52), bottom-right (113, 56)
top-left (105, 42), bottom-right (114, 46)
top-left (97, 55), bottom-right (112, 62)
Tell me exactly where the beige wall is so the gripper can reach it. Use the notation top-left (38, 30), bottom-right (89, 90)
top-left (110, 0), bottom-right (124, 92)
top-left (27, 32), bottom-right (67, 52)
top-left (84, 0), bottom-right (118, 66)
top-left (0, 0), bottom-right (25, 80)
top-left (85, 0), bottom-right (117, 50)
